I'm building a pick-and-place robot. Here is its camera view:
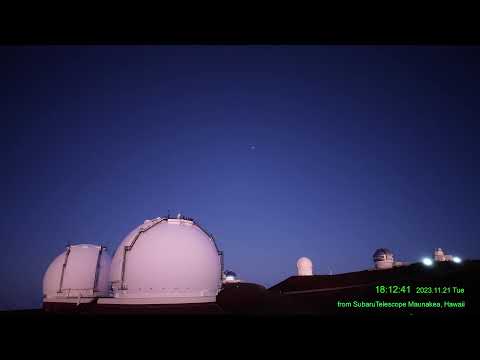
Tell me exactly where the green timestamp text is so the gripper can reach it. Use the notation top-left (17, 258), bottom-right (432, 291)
top-left (375, 285), bottom-right (411, 294)
top-left (375, 285), bottom-right (465, 295)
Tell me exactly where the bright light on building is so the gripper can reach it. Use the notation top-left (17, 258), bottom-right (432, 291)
top-left (422, 258), bottom-right (433, 266)
top-left (452, 256), bottom-right (462, 263)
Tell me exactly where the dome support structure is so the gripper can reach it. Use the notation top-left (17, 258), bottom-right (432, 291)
top-left (93, 246), bottom-right (107, 292)
top-left (57, 245), bottom-right (71, 293)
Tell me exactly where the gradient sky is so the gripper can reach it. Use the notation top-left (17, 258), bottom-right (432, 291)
top-left (1, 46), bottom-right (479, 310)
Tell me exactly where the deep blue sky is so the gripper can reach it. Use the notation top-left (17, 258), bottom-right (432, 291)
top-left (1, 46), bottom-right (479, 310)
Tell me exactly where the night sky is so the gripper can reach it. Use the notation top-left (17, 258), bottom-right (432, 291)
top-left (1, 46), bottom-right (479, 310)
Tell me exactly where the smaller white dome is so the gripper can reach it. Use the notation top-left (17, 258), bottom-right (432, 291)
top-left (296, 257), bottom-right (313, 276)
top-left (43, 244), bottom-right (111, 300)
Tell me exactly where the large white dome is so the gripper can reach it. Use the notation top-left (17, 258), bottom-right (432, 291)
top-left (43, 244), bottom-right (111, 300)
top-left (108, 216), bottom-right (223, 304)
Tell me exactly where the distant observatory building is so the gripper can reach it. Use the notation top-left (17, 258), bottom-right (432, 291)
top-left (100, 215), bottom-right (223, 305)
top-left (43, 244), bottom-right (111, 305)
top-left (432, 248), bottom-right (461, 263)
top-left (297, 257), bottom-right (313, 276)
top-left (223, 270), bottom-right (240, 284)
top-left (434, 248), bottom-right (454, 262)
top-left (373, 248), bottom-right (395, 269)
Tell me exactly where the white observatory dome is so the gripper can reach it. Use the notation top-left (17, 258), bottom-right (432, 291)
top-left (108, 216), bottom-right (223, 304)
top-left (43, 244), bottom-right (111, 301)
top-left (434, 248), bottom-right (446, 261)
top-left (373, 248), bottom-right (394, 269)
top-left (223, 270), bottom-right (237, 283)
top-left (297, 257), bottom-right (313, 276)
